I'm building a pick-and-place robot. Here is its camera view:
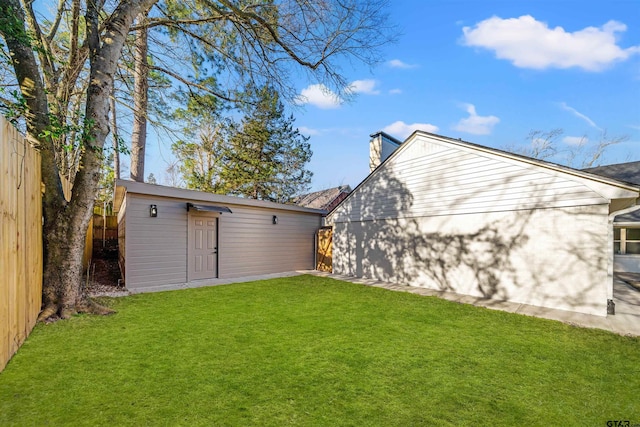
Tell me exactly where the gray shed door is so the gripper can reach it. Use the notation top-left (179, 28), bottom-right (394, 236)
top-left (188, 213), bottom-right (218, 281)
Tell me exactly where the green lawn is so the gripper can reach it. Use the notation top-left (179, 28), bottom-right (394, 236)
top-left (1, 275), bottom-right (638, 426)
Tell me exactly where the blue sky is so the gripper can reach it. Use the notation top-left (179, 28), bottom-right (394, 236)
top-left (148, 0), bottom-right (640, 192)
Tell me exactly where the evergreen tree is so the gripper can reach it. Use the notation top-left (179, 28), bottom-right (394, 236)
top-left (171, 94), bottom-right (228, 192)
top-left (220, 87), bottom-right (312, 203)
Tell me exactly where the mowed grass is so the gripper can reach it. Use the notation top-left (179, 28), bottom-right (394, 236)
top-left (1, 275), bottom-right (638, 426)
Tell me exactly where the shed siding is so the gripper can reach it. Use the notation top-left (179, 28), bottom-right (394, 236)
top-left (125, 194), bottom-right (188, 289)
top-left (117, 196), bottom-right (126, 279)
top-left (122, 193), bottom-right (321, 291)
top-left (330, 134), bottom-right (614, 316)
top-left (218, 206), bottom-right (320, 278)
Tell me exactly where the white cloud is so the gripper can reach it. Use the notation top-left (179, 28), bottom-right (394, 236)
top-left (563, 136), bottom-right (587, 146)
top-left (388, 88), bottom-right (403, 95)
top-left (347, 79), bottom-right (380, 95)
top-left (294, 84), bottom-right (343, 109)
top-left (382, 121), bottom-right (439, 139)
top-left (559, 102), bottom-right (601, 129)
top-left (453, 104), bottom-right (500, 135)
top-left (298, 126), bottom-right (320, 136)
top-left (387, 59), bottom-right (418, 69)
top-left (462, 15), bottom-right (640, 71)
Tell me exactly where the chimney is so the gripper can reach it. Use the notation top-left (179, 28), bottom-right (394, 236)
top-left (369, 133), bottom-right (383, 172)
top-left (369, 132), bottom-right (402, 172)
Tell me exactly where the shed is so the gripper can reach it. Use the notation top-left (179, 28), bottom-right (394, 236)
top-left (327, 131), bottom-right (640, 316)
top-left (114, 180), bottom-right (324, 293)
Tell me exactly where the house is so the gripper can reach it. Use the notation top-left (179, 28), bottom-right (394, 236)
top-left (293, 185), bottom-right (351, 212)
top-left (326, 131), bottom-right (640, 316)
top-left (584, 161), bottom-right (640, 273)
top-left (114, 180), bottom-right (324, 293)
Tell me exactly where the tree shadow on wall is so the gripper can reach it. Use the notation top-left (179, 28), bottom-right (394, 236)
top-left (334, 166), bottom-right (533, 301)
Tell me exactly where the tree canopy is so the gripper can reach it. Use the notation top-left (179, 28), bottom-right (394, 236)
top-left (0, 0), bottom-right (394, 320)
top-left (506, 129), bottom-right (628, 169)
top-left (172, 87), bottom-right (312, 202)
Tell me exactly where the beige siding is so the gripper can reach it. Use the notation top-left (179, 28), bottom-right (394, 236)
top-left (122, 192), bottom-right (322, 291)
top-left (125, 195), bottom-right (188, 290)
top-left (334, 205), bottom-right (610, 316)
top-left (117, 196), bottom-right (127, 280)
top-left (218, 206), bottom-right (320, 278)
top-left (332, 135), bottom-right (608, 223)
top-left (330, 134), bottom-right (621, 316)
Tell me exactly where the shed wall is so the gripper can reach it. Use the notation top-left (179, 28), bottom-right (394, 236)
top-left (125, 194), bottom-right (188, 289)
top-left (218, 206), bottom-right (320, 278)
top-left (117, 196), bottom-right (126, 280)
top-left (123, 193), bottom-right (321, 291)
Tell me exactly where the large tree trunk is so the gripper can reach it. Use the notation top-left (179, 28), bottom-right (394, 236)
top-left (1, 0), bottom-right (158, 321)
top-left (40, 0), bottom-right (155, 320)
top-left (130, 9), bottom-right (150, 182)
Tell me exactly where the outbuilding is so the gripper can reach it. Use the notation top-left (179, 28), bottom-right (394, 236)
top-left (327, 131), bottom-right (640, 316)
top-left (114, 180), bottom-right (324, 293)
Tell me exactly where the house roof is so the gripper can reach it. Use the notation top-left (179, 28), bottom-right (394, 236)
top-left (584, 161), bottom-right (640, 224)
top-left (293, 185), bottom-right (351, 211)
top-left (583, 161), bottom-right (640, 186)
top-left (614, 209), bottom-right (640, 224)
top-left (114, 179), bottom-right (326, 215)
top-left (327, 130), bottom-right (640, 217)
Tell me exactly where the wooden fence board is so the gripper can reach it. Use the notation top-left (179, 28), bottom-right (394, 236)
top-left (0, 121), bottom-right (11, 370)
top-left (316, 227), bottom-right (333, 272)
top-left (24, 141), bottom-right (42, 336)
top-left (0, 118), bottom-right (42, 372)
top-left (92, 214), bottom-right (118, 248)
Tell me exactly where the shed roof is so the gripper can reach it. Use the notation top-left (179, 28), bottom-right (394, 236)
top-left (114, 180), bottom-right (326, 215)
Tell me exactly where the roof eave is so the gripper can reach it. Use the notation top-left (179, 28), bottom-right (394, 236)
top-left (115, 179), bottom-right (327, 215)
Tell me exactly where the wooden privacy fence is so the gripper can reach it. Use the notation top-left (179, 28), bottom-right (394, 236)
top-left (92, 214), bottom-right (118, 247)
top-left (0, 118), bottom-right (43, 372)
top-left (316, 226), bottom-right (333, 272)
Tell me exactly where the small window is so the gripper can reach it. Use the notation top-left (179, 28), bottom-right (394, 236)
top-left (627, 228), bottom-right (640, 240)
top-left (627, 228), bottom-right (640, 255)
top-left (615, 227), bottom-right (640, 255)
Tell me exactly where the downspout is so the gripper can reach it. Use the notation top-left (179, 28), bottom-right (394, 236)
top-left (607, 202), bottom-right (640, 308)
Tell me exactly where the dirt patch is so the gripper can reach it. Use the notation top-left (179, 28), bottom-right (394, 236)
top-left (84, 245), bottom-right (129, 298)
